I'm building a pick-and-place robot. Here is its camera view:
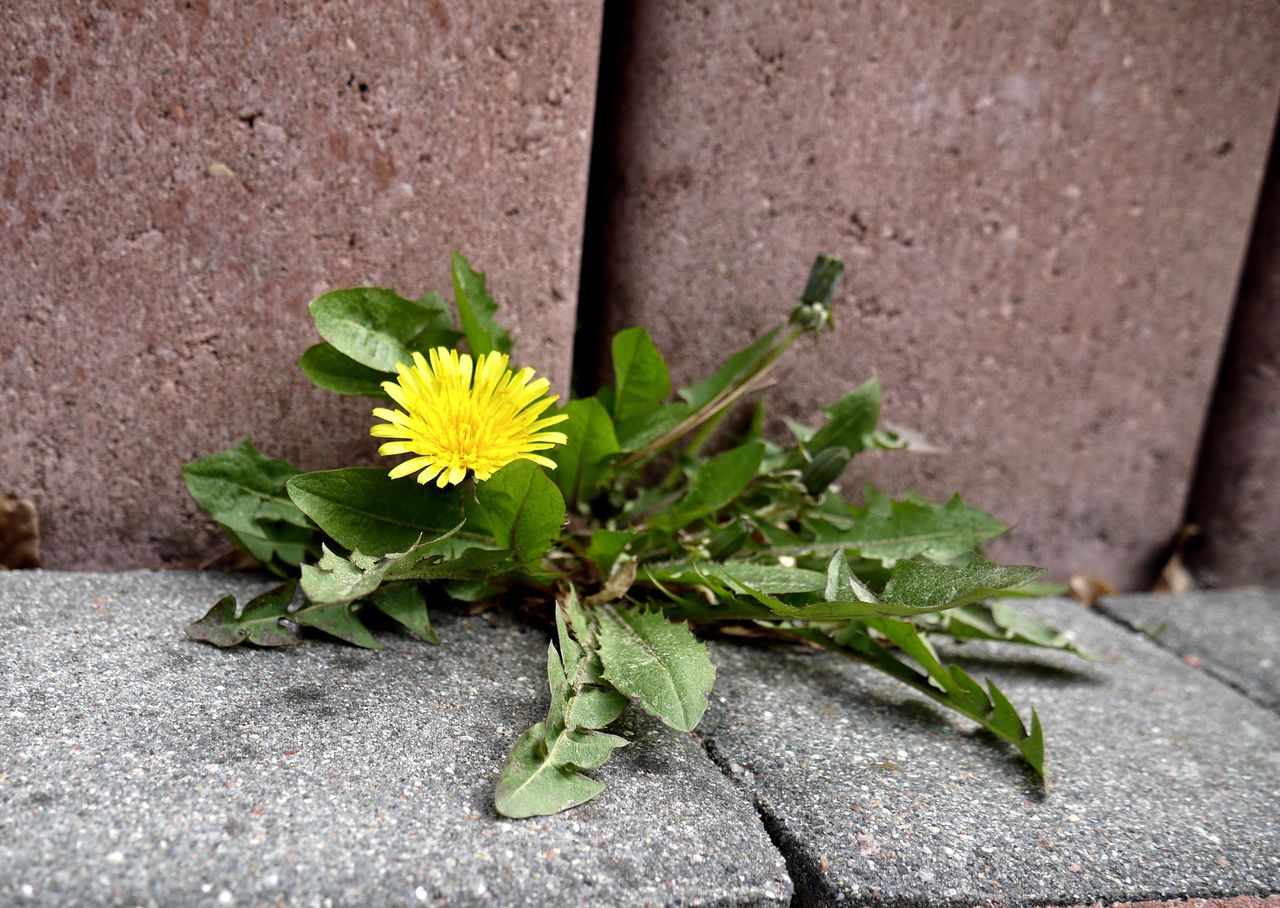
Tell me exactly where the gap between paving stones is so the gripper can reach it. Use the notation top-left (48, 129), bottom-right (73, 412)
top-left (1092, 605), bottom-right (1261, 713)
top-left (693, 599), bottom-right (1280, 907)
top-left (1093, 592), bottom-right (1280, 714)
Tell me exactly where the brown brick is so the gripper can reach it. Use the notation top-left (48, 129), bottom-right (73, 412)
top-left (0, 1), bottom-right (601, 568)
top-left (593, 2), bottom-right (1280, 589)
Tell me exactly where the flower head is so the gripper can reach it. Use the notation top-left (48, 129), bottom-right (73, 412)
top-left (371, 347), bottom-right (569, 487)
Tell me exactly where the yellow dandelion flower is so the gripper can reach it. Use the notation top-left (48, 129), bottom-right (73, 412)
top-left (371, 347), bottom-right (569, 487)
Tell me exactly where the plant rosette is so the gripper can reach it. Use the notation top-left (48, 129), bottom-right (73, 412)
top-left (183, 252), bottom-right (1086, 819)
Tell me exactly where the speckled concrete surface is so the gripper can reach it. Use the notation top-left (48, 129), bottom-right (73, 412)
top-left (0, 2), bottom-right (599, 571)
top-left (1100, 590), bottom-right (1280, 712)
top-left (699, 599), bottom-right (1280, 906)
top-left (0, 571), bottom-right (791, 907)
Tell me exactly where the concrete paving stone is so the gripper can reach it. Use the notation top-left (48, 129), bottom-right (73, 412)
top-left (1099, 590), bottom-right (1280, 712)
top-left (0, 1), bottom-right (600, 570)
top-left (0, 571), bottom-right (791, 907)
top-left (698, 598), bottom-right (1280, 906)
top-left (592, 1), bottom-right (1280, 588)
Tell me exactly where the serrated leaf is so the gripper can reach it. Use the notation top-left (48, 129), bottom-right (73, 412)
top-left (385, 545), bottom-right (514, 583)
top-left (650, 560), bottom-right (827, 595)
top-left (298, 343), bottom-right (395, 398)
top-left (182, 441), bottom-right (318, 574)
top-left (835, 493), bottom-right (1009, 566)
top-left (549, 397), bottom-right (620, 508)
top-left (494, 722), bottom-right (607, 819)
top-left (300, 544), bottom-right (392, 605)
top-left (918, 601), bottom-right (1091, 659)
top-left (451, 252), bottom-right (512, 356)
top-left (882, 554), bottom-right (1040, 610)
top-left (287, 468), bottom-right (479, 556)
top-left (310, 287), bottom-right (457, 372)
top-left (651, 441), bottom-right (764, 532)
top-left (611, 327), bottom-right (671, 424)
top-left (597, 605), bottom-right (715, 732)
top-left (370, 582), bottom-right (439, 644)
top-left (291, 599), bottom-right (383, 650)
top-left (186, 582), bottom-right (300, 648)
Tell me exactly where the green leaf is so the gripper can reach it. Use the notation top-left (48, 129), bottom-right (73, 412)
top-left (564, 686), bottom-right (629, 731)
top-left (186, 582), bottom-right (300, 648)
top-left (451, 252), bottom-right (512, 356)
top-left (496, 621), bottom-right (629, 819)
top-left (309, 287), bottom-right (457, 372)
top-left (785, 380), bottom-right (881, 468)
top-left (466, 461), bottom-right (565, 567)
top-left (182, 441), bottom-right (318, 574)
top-left (494, 722), bottom-right (607, 819)
top-left (610, 327), bottom-right (671, 424)
top-left (679, 327), bottom-right (781, 410)
top-left (549, 397), bottom-right (620, 508)
top-left (918, 601), bottom-right (1090, 659)
top-left (597, 604), bottom-right (715, 732)
top-left (298, 343), bottom-right (395, 398)
top-left (586, 529), bottom-right (640, 577)
top-left (681, 552), bottom-right (1040, 621)
top-left (651, 560), bottom-right (827, 595)
top-left (287, 468), bottom-right (477, 556)
top-left (838, 492), bottom-right (1009, 566)
top-left (882, 554), bottom-right (1041, 610)
top-left (291, 599), bottom-right (383, 650)
top-left (651, 441), bottom-right (764, 532)
top-left (370, 582), bottom-right (439, 644)
top-left (300, 546), bottom-right (392, 605)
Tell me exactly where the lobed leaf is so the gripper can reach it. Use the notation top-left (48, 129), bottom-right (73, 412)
top-left (917, 601), bottom-right (1091, 659)
top-left (791, 619), bottom-right (1045, 779)
top-left (182, 441), bottom-right (319, 574)
top-left (187, 582), bottom-right (300, 648)
top-left (596, 604), bottom-right (716, 732)
top-left (833, 491), bottom-right (1009, 566)
top-left (369, 582), bottom-right (439, 644)
top-left (291, 599), bottom-right (383, 650)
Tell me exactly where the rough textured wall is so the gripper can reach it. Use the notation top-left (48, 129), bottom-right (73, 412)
top-left (0, 1), bottom-right (601, 569)
top-left (1187, 141), bottom-right (1280, 587)
top-left (592, 1), bottom-right (1280, 588)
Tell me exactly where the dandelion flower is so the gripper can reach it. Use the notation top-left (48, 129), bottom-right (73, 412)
top-left (371, 347), bottom-right (569, 487)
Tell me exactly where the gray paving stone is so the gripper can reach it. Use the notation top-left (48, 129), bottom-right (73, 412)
top-left (699, 599), bottom-right (1280, 906)
top-left (0, 571), bottom-right (791, 908)
top-left (1099, 590), bottom-right (1280, 712)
